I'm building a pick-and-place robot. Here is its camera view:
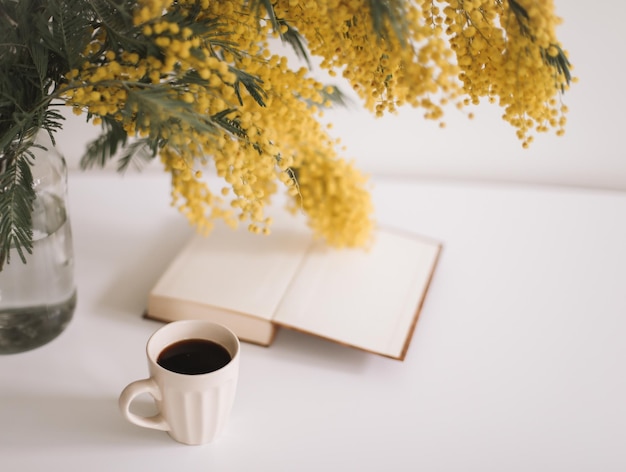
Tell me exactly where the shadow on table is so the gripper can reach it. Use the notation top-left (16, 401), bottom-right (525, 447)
top-left (0, 394), bottom-right (174, 450)
top-left (83, 217), bottom-right (193, 323)
top-left (269, 328), bottom-right (372, 373)
top-left (80, 216), bottom-right (379, 370)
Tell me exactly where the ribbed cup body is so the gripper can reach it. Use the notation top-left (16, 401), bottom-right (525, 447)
top-left (119, 320), bottom-right (240, 445)
top-left (150, 350), bottom-right (239, 444)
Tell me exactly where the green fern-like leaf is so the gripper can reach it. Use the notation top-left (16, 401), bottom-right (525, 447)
top-left (116, 139), bottom-right (157, 173)
top-left (211, 108), bottom-right (247, 138)
top-left (507, 1), bottom-right (572, 88)
top-left (87, 0), bottom-right (134, 33)
top-left (246, 1), bottom-right (311, 65)
top-left (368, 0), bottom-right (410, 44)
top-left (541, 43), bottom-right (572, 90)
top-left (45, 0), bottom-right (94, 73)
top-left (0, 146), bottom-right (35, 269)
top-left (277, 19), bottom-right (311, 67)
top-left (80, 118), bottom-right (129, 169)
top-left (231, 68), bottom-right (266, 107)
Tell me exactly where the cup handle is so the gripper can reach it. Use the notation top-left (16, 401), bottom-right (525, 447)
top-left (119, 378), bottom-right (169, 432)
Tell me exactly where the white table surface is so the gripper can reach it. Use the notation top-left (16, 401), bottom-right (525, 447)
top-left (1, 172), bottom-right (625, 471)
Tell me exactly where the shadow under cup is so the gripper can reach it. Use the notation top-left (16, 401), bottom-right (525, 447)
top-left (120, 320), bottom-right (240, 445)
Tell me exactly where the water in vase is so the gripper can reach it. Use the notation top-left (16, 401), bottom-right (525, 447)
top-left (0, 193), bottom-right (76, 354)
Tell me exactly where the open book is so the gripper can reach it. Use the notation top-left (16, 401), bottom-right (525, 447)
top-left (146, 219), bottom-right (441, 360)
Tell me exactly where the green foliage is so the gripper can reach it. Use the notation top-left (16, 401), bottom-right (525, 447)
top-left (542, 44), bottom-right (572, 90)
top-left (368, 0), bottom-right (410, 44)
top-left (508, 0), bottom-right (572, 86)
top-left (0, 0), bottom-right (94, 268)
top-left (2, 0), bottom-right (381, 267)
top-left (0, 0), bottom-right (574, 267)
top-left (248, 0), bottom-right (311, 65)
top-left (0, 141), bottom-right (35, 269)
top-left (80, 118), bottom-right (130, 170)
top-left (231, 68), bottom-right (267, 107)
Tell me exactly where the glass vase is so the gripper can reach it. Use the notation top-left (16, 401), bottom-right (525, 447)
top-left (0, 132), bottom-right (76, 354)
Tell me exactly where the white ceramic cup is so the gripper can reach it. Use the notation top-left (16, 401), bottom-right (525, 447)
top-left (119, 320), bottom-right (240, 445)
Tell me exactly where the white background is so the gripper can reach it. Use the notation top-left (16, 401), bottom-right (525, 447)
top-left (56, 1), bottom-right (626, 191)
top-left (3, 3), bottom-right (626, 469)
top-left (3, 173), bottom-right (626, 472)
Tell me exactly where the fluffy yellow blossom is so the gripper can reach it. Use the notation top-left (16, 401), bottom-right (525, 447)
top-left (59, 0), bottom-right (573, 247)
top-left (134, 0), bottom-right (174, 25)
top-left (442, 0), bottom-right (572, 145)
top-left (272, 0), bottom-right (571, 144)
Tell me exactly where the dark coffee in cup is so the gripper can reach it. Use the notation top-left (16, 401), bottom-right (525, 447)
top-left (120, 320), bottom-right (240, 444)
top-left (157, 338), bottom-right (231, 375)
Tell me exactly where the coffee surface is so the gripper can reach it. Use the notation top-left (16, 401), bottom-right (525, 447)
top-left (157, 339), bottom-right (231, 375)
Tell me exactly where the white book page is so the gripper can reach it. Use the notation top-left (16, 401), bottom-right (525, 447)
top-left (273, 229), bottom-right (440, 358)
top-left (151, 221), bottom-right (312, 321)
